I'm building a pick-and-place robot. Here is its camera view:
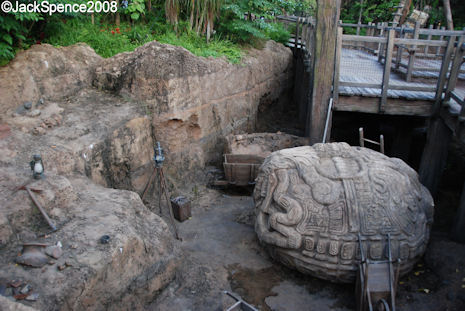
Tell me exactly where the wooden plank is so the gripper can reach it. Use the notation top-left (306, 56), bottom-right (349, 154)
top-left (419, 118), bottom-right (452, 196)
top-left (380, 29), bottom-right (395, 112)
top-left (378, 22), bottom-right (386, 61)
top-left (335, 95), bottom-right (433, 116)
top-left (395, 38), bottom-right (448, 47)
top-left (339, 82), bottom-right (382, 88)
top-left (333, 27), bottom-right (343, 105)
top-left (389, 85), bottom-right (438, 92)
top-left (306, 0), bottom-right (341, 144)
top-left (451, 181), bottom-right (465, 243)
top-left (342, 35), bottom-right (387, 43)
top-left (407, 21), bottom-right (420, 82)
top-left (433, 36), bottom-right (456, 115)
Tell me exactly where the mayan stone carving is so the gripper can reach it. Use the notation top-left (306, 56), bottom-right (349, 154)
top-left (254, 143), bottom-right (434, 283)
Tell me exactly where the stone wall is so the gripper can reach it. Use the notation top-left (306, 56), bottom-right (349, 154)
top-left (93, 40), bottom-right (294, 182)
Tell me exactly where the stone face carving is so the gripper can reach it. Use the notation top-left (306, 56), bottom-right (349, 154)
top-left (254, 143), bottom-right (434, 283)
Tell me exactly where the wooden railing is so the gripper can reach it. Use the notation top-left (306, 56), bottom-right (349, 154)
top-left (334, 22), bottom-right (465, 114)
top-left (277, 15), bottom-right (315, 55)
top-left (340, 22), bottom-right (465, 81)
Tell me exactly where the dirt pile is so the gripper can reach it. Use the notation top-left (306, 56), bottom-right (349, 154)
top-left (225, 132), bottom-right (310, 157)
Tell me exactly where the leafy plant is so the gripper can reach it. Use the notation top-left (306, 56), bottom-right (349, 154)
top-left (127, 0), bottom-right (146, 20)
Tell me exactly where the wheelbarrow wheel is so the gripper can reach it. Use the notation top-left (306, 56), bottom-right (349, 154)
top-left (375, 298), bottom-right (390, 311)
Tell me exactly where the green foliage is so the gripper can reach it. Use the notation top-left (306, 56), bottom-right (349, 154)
top-left (217, 0), bottom-right (292, 45)
top-left (44, 17), bottom-right (242, 63)
top-left (127, 0), bottom-right (146, 20)
top-left (341, 0), bottom-right (401, 24)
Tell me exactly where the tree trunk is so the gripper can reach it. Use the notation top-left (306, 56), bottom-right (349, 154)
top-left (443, 0), bottom-right (454, 30)
top-left (115, 0), bottom-right (120, 27)
top-left (357, 0), bottom-right (364, 26)
top-left (399, 0), bottom-right (412, 26)
top-left (147, 0), bottom-right (151, 12)
top-left (189, 2), bottom-right (194, 30)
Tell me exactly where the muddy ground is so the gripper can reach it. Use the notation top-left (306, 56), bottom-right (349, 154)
top-left (141, 168), bottom-right (465, 311)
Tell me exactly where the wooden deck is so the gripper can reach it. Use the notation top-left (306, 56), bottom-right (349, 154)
top-left (336, 48), bottom-right (465, 116)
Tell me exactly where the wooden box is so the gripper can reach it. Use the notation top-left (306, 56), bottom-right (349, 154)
top-left (171, 196), bottom-right (191, 222)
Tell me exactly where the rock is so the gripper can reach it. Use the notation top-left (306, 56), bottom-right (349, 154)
top-left (15, 245), bottom-right (49, 268)
top-left (27, 109), bottom-right (41, 117)
top-left (20, 284), bottom-right (31, 294)
top-left (225, 133), bottom-right (310, 158)
top-left (0, 295), bottom-right (38, 310)
top-left (44, 245), bottom-right (63, 259)
top-left (254, 142), bottom-right (434, 283)
top-left (0, 44), bottom-right (102, 115)
top-left (0, 174), bottom-right (180, 310)
top-left (4, 287), bottom-right (13, 297)
top-left (25, 293), bottom-right (39, 301)
top-left (24, 102), bottom-right (32, 110)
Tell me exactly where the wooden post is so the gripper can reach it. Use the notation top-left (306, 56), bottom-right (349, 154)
top-left (359, 127), bottom-right (365, 147)
top-left (451, 181), bottom-right (465, 243)
top-left (306, 0), bottom-right (341, 144)
top-left (406, 21), bottom-right (420, 82)
top-left (300, 18), bottom-right (308, 50)
top-left (380, 135), bottom-right (385, 154)
top-left (444, 36), bottom-right (465, 102)
top-left (423, 24), bottom-right (433, 55)
top-left (436, 26), bottom-right (446, 56)
top-left (378, 23), bottom-right (385, 61)
top-left (419, 118), bottom-right (452, 196)
top-left (380, 29), bottom-right (395, 112)
top-left (433, 35), bottom-right (456, 115)
top-left (295, 18), bottom-right (301, 53)
top-left (395, 25), bottom-right (404, 69)
top-left (333, 26), bottom-right (343, 106)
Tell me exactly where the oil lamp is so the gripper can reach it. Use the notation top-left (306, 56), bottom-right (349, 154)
top-left (30, 154), bottom-right (44, 179)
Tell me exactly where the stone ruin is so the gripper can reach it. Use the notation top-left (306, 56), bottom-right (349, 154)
top-left (253, 142), bottom-right (434, 283)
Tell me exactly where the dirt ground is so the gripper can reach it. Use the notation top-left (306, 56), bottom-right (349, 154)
top-left (142, 176), bottom-right (465, 311)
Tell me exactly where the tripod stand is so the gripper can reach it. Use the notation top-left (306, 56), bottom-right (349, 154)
top-left (141, 143), bottom-right (180, 240)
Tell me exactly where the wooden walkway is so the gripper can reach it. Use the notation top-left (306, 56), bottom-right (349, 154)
top-left (336, 48), bottom-right (465, 116)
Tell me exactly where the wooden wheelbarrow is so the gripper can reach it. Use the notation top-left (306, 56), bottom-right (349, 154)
top-left (356, 233), bottom-right (401, 311)
top-left (212, 154), bottom-right (264, 187)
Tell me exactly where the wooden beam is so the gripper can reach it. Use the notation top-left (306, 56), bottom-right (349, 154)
top-left (306, 0), bottom-right (341, 144)
top-left (419, 118), bottom-right (452, 196)
top-left (335, 96), bottom-right (433, 116)
top-left (380, 29), bottom-right (395, 112)
top-left (451, 181), bottom-right (465, 243)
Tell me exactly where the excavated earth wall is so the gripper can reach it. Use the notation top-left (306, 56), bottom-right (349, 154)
top-left (0, 40), bottom-right (294, 310)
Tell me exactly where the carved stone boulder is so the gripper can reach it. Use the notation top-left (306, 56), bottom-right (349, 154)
top-left (254, 143), bottom-right (434, 283)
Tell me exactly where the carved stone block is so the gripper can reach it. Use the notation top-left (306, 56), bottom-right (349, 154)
top-left (254, 143), bottom-right (434, 283)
